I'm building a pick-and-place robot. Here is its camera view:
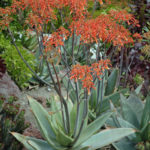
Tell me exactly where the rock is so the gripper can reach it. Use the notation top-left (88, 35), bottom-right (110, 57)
top-left (0, 72), bottom-right (21, 98)
top-left (23, 125), bottom-right (43, 139)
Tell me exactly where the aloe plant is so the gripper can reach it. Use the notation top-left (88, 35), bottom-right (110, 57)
top-left (12, 96), bottom-right (135, 150)
top-left (88, 69), bottom-right (128, 120)
top-left (107, 92), bottom-right (150, 150)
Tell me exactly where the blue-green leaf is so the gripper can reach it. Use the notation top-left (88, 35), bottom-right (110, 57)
top-left (12, 132), bottom-right (51, 150)
top-left (82, 128), bottom-right (135, 150)
top-left (75, 112), bottom-right (113, 147)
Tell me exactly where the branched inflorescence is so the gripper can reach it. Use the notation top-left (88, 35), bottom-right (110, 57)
top-left (70, 59), bottom-right (111, 93)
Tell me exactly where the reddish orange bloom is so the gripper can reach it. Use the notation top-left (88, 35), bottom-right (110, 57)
top-left (70, 59), bottom-right (111, 94)
top-left (109, 10), bottom-right (140, 27)
top-left (0, 6), bottom-right (16, 28)
top-left (133, 33), bottom-right (142, 39)
top-left (43, 27), bottom-right (69, 53)
top-left (92, 59), bottom-right (111, 79)
top-left (70, 64), bottom-right (94, 93)
top-left (70, 13), bottom-right (135, 46)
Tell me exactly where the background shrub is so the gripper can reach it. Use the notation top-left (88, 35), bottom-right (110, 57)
top-left (0, 34), bottom-right (35, 89)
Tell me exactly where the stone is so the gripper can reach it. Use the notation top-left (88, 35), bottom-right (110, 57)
top-left (0, 72), bottom-right (21, 98)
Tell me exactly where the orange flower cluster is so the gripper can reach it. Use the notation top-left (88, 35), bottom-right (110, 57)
top-left (0, 0), bottom-right (140, 47)
top-left (21, 0), bottom-right (57, 32)
top-left (0, 0), bottom-right (88, 31)
top-left (133, 33), bottom-right (142, 39)
top-left (0, 6), bottom-right (16, 28)
top-left (54, 0), bottom-right (88, 19)
top-left (43, 27), bottom-right (69, 53)
top-left (109, 10), bottom-right (140, 27)
top-left (70, 59), bottom-right (111, 93)
top-left (70, 10), bottom-right (140, 46)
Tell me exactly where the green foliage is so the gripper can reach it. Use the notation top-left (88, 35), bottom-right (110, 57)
top-left (12, 96), bottom-right (135, 150)
top-left (0, 95), bottom-right (30, 150)
top-left (0, 0), bottom-right (12, 7)
top-left (61, 34), bottom-right (86, 65)
top-left (0, 34), bottom-right (35, 88)
top-left (133, 74), bottom-right (144, 85)
top-left (107, 92), bottom-right (150, 150)
top-left (89, 69), bottom-right (128, 119)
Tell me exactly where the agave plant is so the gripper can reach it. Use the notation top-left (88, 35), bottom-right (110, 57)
top-left (107, 91), bottom-right (150, 150)
top-left (12, 96), bottom-right (135, 150)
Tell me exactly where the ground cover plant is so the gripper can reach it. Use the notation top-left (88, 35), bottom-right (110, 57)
top-left (0, 95), bottom-right (30, 150)
top-left (0, 0), bottom-right (149, 150)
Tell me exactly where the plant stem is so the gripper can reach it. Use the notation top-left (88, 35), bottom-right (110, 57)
top-left (51, 62), bottom-right (67, 133)
top-left (117, 47), bottom-right (124, 87)
top-left (73, 82), bottom-right (80, 137)
top-left (72, 30), bottom-right (75, 64)
top-left (46, 60), bottom-right (70, 134)
top-left (72, 90), bottom-right (88, 146)
top-left (7, 27), bottom-right (51, 86)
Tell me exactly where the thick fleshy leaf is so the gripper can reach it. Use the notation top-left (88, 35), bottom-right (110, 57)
top-left (141, 96), bottom-right (150, 129)
top-left (89, 87), bottom-right (97, 108)
top-left (70, 100), bottom-right (87, 135)
top-left (27, 96), bottom-right (62, 149)
top-left (116, 117), bottom-right (137, 130)
top-left (99, 89), bottom-right (128, 113)
top-left (120, 94), bottom-right (140, 128)
top-left (55, 126), bottom-right (73, 146)
top-left (50, 98), bottom-right (63, 130)
top-left (140, 122), bottom-right (150, 141)
top-left (105, 69), bottom-right (118, 96)
top-left (126, 94), bottom-right (144, 123)
top-left (28, 140), bottom-right (54, 150)
top-left (113, 138), bottom-right (136, 150)
top-left (81, 128), bottom-right (135, 150)
top-left (109, 101), bottom-right (122, 127)
top-left (74, 112), bottom-right (113, 147)
top-left (12, 132), bottom-right (52, 150)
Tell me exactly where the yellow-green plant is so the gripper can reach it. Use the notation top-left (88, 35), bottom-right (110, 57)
top-left (0, 34), bottom-right (35, 88)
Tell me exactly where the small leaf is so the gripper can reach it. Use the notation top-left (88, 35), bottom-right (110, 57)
top-left (135, 84), bottom-right (143, 95)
